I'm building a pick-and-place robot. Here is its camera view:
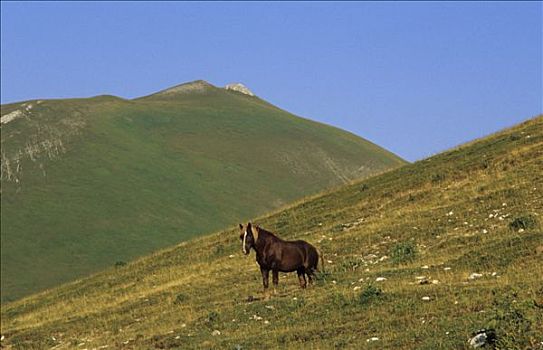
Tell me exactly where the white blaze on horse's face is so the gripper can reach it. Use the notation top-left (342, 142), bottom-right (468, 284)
top-left (242, 229), bottom-right (249, 255)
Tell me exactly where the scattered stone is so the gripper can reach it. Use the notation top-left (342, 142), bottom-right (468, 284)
top-left (469, 329), bottom-right (496, 348)
top-left (375, 277), bottom-right (387, 282)
top-left (265, 305), bottom-right (275, 310)
top-left (211, 330), bottom-right (221, 336)
top-left (353, 286), bottom-right (361, 291)
top-left (443, 267), bottom-right (452, 271)
top-left (431, 280), bottom-right (440, 284)
top-left (421, 265), bottom-right (429, 269)
top-left (518, 228), bottom-right (525, 233)
top-left (366, 337), bottom-right (379, 342)
top-left (469, 273), bottom-right (483, 280)
top-left (252, 314), bottom-right (263, 321)
top-left (175, 336), bottom-right (180, 340)
top-left (0, 335), bottom-right (4, 341)
top-left (331, 280), bottom-right (337, 284)
top-left (421, 296), bottom-right (431, 301)
top-left (491, 272), bottom-right (498, 277)
top-left (228, 254), bottom-right (235, 258)
top-left (264, 320), bottom-right (270, 325)
top-left (481, 229), bottom-right (488, 234)
top-left (292, 297), bottom-right (298, 301)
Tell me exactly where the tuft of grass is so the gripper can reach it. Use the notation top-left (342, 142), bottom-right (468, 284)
top-left (114, 261), bottom-right (127, 268)
top-left (390, 241), bottom-right (417, 265)
top-left (509, 215), bottom-right (538, 231)
top-left (358, 284), bottom-right (383, 305)
top-left (173, 293), bottom-right (188, 305)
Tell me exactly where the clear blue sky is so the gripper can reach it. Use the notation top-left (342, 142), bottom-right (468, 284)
top-left (1, 2), bottom-right (541, 161)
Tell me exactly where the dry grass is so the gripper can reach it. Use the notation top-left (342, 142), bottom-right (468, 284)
top-left (1, 116), bottom-right (542, 349)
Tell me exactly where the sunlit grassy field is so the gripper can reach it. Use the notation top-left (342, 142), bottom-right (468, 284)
top-left (0, 82), bottom-right (405, 302)
top-left (1, 116), bottom-right (541, 349)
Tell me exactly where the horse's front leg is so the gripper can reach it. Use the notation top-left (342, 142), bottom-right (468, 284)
top-left (261, 267), bottom-right (270, 290)
top-left (272, 270), bottom-right (279, 295)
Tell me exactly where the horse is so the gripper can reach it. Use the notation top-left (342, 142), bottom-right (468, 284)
top-left (238, 222), bottom-right (324, 292)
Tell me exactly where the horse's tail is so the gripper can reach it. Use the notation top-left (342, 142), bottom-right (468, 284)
top-left (317, 249), bottom-right (325, 273)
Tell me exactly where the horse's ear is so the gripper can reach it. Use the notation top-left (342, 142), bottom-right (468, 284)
top-left (239, 223), bottom-right (243, 229)
top-left (247, 222), bottom-right (252, 229)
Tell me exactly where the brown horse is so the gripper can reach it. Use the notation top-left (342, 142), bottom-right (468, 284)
top-left (238, 222), bottom-right (324, 292)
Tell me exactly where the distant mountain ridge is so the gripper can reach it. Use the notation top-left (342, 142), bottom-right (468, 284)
top-left (0, 80), bottom-right (406, 301)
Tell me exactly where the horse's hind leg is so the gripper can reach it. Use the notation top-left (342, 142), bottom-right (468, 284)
top-left (297, 268), bottom-right (307, 289)
top-left (306, 268), bottom-right (315, 286)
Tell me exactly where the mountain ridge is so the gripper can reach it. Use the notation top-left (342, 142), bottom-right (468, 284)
top-left (0, 80), bottom-right (406, 302)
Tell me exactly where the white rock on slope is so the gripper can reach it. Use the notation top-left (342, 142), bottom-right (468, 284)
top-left (225, 83), bottom-right (255, 96)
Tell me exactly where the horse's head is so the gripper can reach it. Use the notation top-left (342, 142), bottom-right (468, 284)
top-left (239, 222), bottom-right (259, 255)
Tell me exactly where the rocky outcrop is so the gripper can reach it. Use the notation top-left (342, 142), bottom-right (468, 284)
top-left (225, 83), bottom-right (255, 96)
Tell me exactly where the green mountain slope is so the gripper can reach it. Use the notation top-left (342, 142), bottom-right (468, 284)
top-left (0, 80), bottom-right (405, 302)
top-left (1, 115), bottom-right (540, 349)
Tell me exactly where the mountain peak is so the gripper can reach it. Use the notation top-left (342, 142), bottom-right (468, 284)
top-left (224, 83), bottom-right (255, 96)
top-left (147, 80), bottom-right (216, 98)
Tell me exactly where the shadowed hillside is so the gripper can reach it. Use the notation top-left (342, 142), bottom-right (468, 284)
top-left (0, 80), bottom-right (405, 302)
top-left (1, 115), bottom-right (541, 349)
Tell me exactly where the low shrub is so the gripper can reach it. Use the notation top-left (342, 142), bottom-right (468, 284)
top-left (390, 241), bottom-right (417, 265)
top-left (509, 215), bottom-right (538, 231)
top-left (358, 284), bottom-right (382, 305)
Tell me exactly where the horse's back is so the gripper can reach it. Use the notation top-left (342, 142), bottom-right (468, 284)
top-left (290, 240), bottom-right (319, 270)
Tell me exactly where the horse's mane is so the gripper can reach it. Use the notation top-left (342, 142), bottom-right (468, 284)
top-left (255, 226), bottom-right (281, 241)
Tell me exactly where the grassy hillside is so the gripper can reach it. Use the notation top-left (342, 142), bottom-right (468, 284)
top-left (1, 115), bottom-right (541, 349)
top-left (0, 80), bottom-right (405, 302)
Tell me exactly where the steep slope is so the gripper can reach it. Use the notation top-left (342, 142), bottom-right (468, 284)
top-left (0, 80), bottom-right (406, 302)
top-left (1, 116), bottom-right (540, 349)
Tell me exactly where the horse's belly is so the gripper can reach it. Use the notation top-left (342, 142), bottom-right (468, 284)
top-left (277, 264), bottom-right (298, 273)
